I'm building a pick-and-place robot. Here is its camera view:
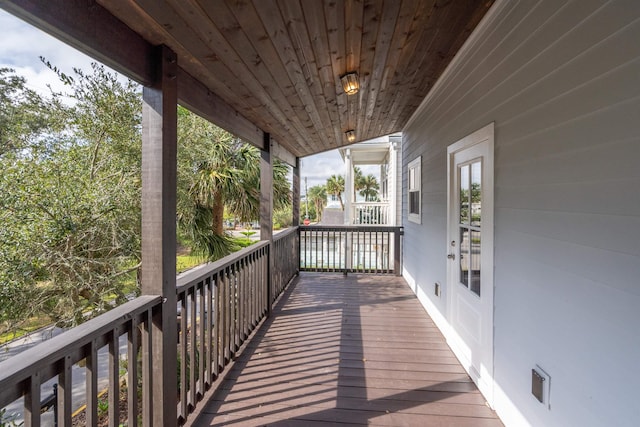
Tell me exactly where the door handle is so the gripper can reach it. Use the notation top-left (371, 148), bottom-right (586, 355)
top-left (447, 253), bottom-right (455, 260)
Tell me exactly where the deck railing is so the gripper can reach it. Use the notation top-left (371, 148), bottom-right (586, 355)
top-left (0, 224), bottom-right (400, 426)
top-left (352, 202), bottom-right (390, 225)
top-left (272, 227), bottom-right (300, 303)
top-left (300, 225), bottom-right (403, 274)
top-left (174, 240), bottom-right (272, 423)
top-left (0, 229), bottom-right (300, 426)
top-left (0, 295), bottom-right (162, 426)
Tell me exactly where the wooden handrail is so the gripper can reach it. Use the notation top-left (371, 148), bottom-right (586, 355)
top-left (0, 295), bottom-right (162, 425)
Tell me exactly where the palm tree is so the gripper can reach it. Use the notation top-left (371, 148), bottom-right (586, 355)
top-left (326, 174), bottom-right (345, 210)
top-left (358, 174), bottom-right (380, 201)
top-left (353, 166), bottom-right (364, 199)
top-left (307, 185), bottom-right (327, 222)
top-left (177, 107), bottom-right (291, 259)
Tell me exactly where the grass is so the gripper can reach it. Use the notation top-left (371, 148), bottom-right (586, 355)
top-left (0, 316), bottom-right (51, 345)
top-left (176, 254), bottom-right (207, 273)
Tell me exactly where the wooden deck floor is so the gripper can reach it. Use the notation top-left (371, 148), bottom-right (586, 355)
top-left (192, 273), bottom-right (502, 426)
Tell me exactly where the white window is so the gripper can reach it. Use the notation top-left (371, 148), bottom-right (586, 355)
top-left (408, 156), bottom-right (421, 224)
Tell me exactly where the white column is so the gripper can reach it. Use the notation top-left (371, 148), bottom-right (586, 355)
top-left (389, 141), bottom-right (398, 226)
top-left (344, 148), bottom-right (353, 225)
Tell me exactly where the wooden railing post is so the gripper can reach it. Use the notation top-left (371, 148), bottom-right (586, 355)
top-left (260, 133), bottom-right (273, 315)
top-left (394, 227), bottom-right (403, 275)
top-left (141, 44), bottom-right (178, 426)
top-left (292, 157), bottom-right (301, 274)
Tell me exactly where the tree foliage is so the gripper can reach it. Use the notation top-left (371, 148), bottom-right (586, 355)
top-left (177, 107), bottom-right (291, 260)
top-left (0, 65), bottom-right (291, 331)
top-left (0, 64), bottom-right (141, 328)
top-left (326, 175), bottom-right (345, 210)
top-left (358, 174), bottom-right (380, 201)
top-left (307, 185), bottom-right (327, 221)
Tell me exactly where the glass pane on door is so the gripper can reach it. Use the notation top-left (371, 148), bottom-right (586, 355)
top-left (459, 227), bottom-right (469, 287)
top-left (470, 230), bottom-right (481, 296)
top-left (459, 165), bottom-right (469, 224)
top-left (471, 161), bottom-right (481, 227)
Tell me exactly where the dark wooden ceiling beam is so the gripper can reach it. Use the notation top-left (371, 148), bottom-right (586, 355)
top-left (177, 68), bottom-right (264, 150)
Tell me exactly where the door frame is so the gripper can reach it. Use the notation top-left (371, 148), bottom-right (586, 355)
top-left (446, 122), bottom-right (495, 405)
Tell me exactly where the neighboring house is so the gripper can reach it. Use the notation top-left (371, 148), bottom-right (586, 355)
top-left (401, 2), bottom-right (640, 427)
top-left (339, 133), bottom-right (402, 225)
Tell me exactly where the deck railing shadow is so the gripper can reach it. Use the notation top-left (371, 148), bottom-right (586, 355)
top-left (191, 273), bottom-right (499, 426)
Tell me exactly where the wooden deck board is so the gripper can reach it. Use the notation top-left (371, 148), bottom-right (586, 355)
top-left (192, 273), bottom-right (502, 426)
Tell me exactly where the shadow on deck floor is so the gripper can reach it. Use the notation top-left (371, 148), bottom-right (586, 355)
top-left (191, 273), bottom-right (502, 426)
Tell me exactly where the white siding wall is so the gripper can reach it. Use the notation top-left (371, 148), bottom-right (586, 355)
top-left (401, 1), bottom-right (640, 426)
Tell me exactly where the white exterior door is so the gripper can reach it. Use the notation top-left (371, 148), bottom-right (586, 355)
top-left (446, 123), bottom-right (494, 404)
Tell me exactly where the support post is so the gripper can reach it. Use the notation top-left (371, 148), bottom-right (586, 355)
top-left (344, 148), bottom-right (353, 225)
top-left (292, 157), bottom-right (300, 227)
top-left (292, 157), bottom-right (301, 274)
top-left (389, 140), bottom-right (399, 226)
top-left (260, 133), bottom-right (273, 315)
top-left (394, 227), bottom-right (403, 275)
top-left (141, 44), bottom-right (178, 426)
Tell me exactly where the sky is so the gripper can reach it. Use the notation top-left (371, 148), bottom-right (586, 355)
top-left (0, 9), bottom-right (375, 192)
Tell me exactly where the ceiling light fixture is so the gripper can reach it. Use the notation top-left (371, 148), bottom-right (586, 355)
top-left (340, 72), bottom-right (360, 95)
top-left (345, 130), bottom-right (356, 143)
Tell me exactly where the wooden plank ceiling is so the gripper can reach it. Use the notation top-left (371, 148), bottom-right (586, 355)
top-left (95, 0), bottom-right (492, 158)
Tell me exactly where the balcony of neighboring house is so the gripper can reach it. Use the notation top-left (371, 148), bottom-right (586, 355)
top-left (340, 134), bottom-right (402, 227)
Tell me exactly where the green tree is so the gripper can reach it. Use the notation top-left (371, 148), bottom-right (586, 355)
top-left (0, 64), bottom-right (142, 328)
top-left (177, 107), bottom-right (291, 259)
top-left (353, 166), bottom-right (364, 199)
top-left (307, 185), bottom-right (327, 222)
top-left (326, 175), bottom-right (345, 210)
top-left (0, 68), bottom-right (64, 157)
top-left (359, 174), bottom-right (380, 201)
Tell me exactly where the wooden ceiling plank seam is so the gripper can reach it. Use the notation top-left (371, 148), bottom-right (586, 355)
top-left (345, 0), bottom-right (365, 73)
top-left (111, 0), bottom-right (264, 117)
top-left (368, 0), bottom-right (423, 138)
top-left (377, 0), bottom-right (438, 135)
top-left (369, 0), bottom-right (431, 137)
top-left (174, 0), bottom-right (312, 156)
top-left (115, 0), bottom-right (304, 155)
top-left (389, 0), bottom-right (485, 132)
top-left (345, 0), bottom-right (365, 142)
top-left (251, 0), bottom-right (332, 151)
top-left (277, 0), bottom-right (337, 150)
top-left (360, 0), bottom-right (402, 141)
top-left (297, 0), bottom-right (349, 152)
top-left (216, 1), bottom-right (314, 156)
top-left (384, 0), bottom-right (459, 133)
top-left (355, 0), bottom-right (384, 143)
top-left (133, 0), bottom-right (312, 151)
top-left (177, 0), bottom-right (299, 121)
top-left (414, 1), bottom-right (494, 96)
top-left (325, 0), bottom-right (357, 144)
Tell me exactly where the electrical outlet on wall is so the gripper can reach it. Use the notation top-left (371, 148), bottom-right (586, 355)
top-left (532, 365), bottom-right (551, 409)
top-left (434, 282), bottom-right (441, 297)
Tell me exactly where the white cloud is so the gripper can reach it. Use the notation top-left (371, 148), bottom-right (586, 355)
top-left (300, 150), bottom-right (345, 189)
top-left (0, 9), bottom-right (120, 97)
top-left (300, 149), bottom-right (380, 193)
